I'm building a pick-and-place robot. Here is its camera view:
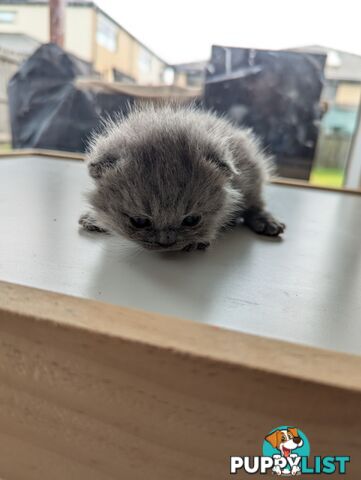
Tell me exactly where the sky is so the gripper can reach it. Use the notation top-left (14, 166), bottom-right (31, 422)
top-left (97, 0), bottom-right (361, 64)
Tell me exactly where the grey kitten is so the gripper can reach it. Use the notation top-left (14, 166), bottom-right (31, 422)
top-left (79, 103), bottom-right (285, 251)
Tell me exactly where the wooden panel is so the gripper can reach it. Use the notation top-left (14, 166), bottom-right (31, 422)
top-left (0, 281), bottom-right (360, 479)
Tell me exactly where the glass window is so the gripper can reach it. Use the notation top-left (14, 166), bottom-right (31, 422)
top-left (1, 1), bottom-right (361, 189)
top-left (138, 48), bottom-right (152, 73)
top-left (96, 14), bottom-right (117, 52)
top-left (0, 11), bottom-right (16, 23)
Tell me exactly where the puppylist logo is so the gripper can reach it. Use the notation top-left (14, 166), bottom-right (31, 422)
top-left (230, 426), bottom-right (350, 475)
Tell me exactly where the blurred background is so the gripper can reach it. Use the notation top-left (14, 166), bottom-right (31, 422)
top-left (1, 0), bottom-right (361, 188)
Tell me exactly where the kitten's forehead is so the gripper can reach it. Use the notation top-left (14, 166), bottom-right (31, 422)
top-left (123, 163), bottom-right (223, 220)
top-left (133, 140), bottom-right (195, 178)
top-left (95, 121), bottom-right (228, 223)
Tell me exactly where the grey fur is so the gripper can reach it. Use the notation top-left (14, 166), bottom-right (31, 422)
top-left (80, 103), bottom-right (285, 251)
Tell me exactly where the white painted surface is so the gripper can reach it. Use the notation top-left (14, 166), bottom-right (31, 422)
top-left (1, 156), bottom-right (360, 355)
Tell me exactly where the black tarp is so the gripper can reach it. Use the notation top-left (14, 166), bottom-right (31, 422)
top-left (204, 45), bottom-right (326, 179)
top-left (8, 43), bottom-right (200, 153)
top-left (8, 42), bottom-right (326, 180)
top-left (8, 43), bottom-right (134, 152)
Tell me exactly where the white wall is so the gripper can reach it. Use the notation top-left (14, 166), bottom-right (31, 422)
top-left (65, 6), bottom-right (94, 62)
top-left (0, 5), bottom-right (49, 43)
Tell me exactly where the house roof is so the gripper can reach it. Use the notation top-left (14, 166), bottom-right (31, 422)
top-left (289, 45), bottom-right (361, 82)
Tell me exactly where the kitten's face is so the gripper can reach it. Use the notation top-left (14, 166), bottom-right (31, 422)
top-left (87, 128), bottom-right (238, 251)
top-left (88, 115), bottom-right (240, 250)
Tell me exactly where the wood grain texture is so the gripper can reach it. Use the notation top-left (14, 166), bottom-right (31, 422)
top-left (0, 281), bottom-right (360, 479)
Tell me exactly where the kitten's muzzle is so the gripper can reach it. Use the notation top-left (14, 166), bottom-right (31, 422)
top-left (156, 229), bottom-right (177, 248)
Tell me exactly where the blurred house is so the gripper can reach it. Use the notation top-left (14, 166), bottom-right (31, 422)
top-left (290, 45), bottom-right (361, 109)
top-left (0, 0), bottom-right (168, 84)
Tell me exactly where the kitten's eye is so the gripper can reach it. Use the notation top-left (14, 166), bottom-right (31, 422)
top-left (182, 215), bottom-right (201, 227)
top-left (130, 217), bottom-right (151, 228)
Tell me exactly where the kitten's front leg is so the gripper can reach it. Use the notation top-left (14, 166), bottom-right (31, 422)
top-left (79, 212), bottom-right (109, 233)
top-left (243, 207), bottom-right (285, 236)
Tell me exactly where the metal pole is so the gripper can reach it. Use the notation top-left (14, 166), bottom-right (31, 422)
top-left (49, 0), bottom-right (66, 48)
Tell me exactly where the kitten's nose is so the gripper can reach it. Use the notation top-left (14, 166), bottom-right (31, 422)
top-left (157, 230), bottom-right (177, 247)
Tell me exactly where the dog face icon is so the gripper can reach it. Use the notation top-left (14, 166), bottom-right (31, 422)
top-left (265, 427), bottom-right (304, 457)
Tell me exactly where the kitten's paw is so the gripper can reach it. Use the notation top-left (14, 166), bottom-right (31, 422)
top-left (79, 213), bottom-right (108, 233)
top-left (196, 241), bottom-right (210, 250)
top-left (244, 208), bottom-right (285, 237)
top-left (182, 243), bottom-right (196, 252)
top-left (183, 242), bottom-right (210, 252)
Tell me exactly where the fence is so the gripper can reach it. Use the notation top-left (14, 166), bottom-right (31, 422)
top-left (314, 130), bottom-right (353, 170)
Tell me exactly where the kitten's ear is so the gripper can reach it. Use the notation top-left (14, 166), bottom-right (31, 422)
top-left (87, 154), bottom-right (119, 179)
top-left (204, 149), bottom-right (235, 176)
